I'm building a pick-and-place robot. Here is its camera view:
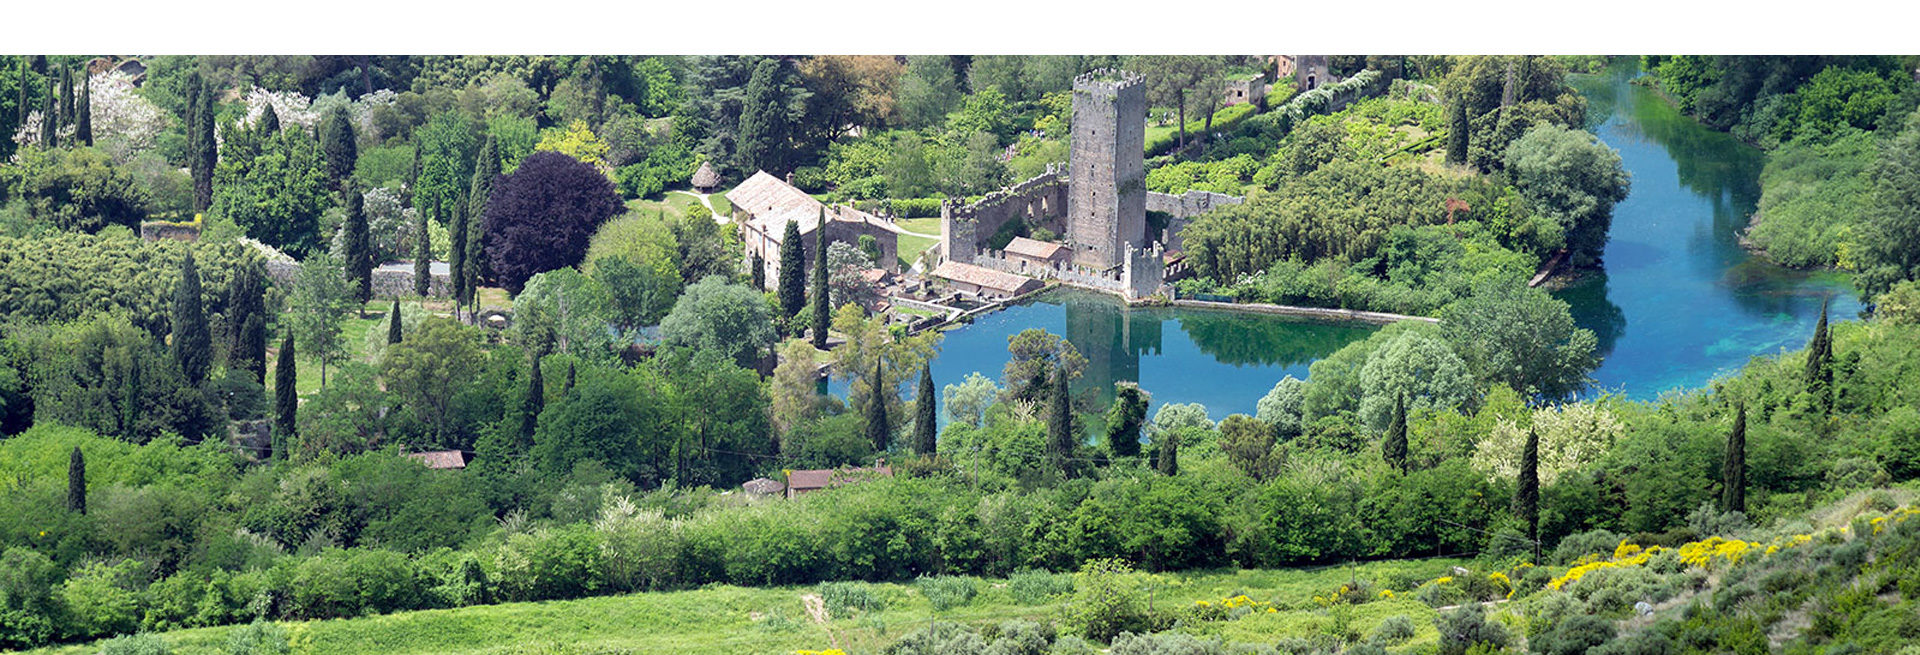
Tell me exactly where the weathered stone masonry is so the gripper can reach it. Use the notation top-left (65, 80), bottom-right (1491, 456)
top-left (940, 165), bottom-right (1068, 265)
top-left (1066, 69), bottom-right (1147, 271)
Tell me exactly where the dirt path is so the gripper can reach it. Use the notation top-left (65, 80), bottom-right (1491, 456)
top-left (801, 593), bottom-right (829, 624)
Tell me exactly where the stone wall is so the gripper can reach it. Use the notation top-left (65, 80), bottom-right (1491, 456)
top-left (140, 221), bottom-right (201, 242)
top-left (940, 165), bottom-right (1068, 264)
top-left (970, 241), bottom-right (1169, 301)
top-left (1146, 189), bottom-right (1245, 251)
top-left (1066, 69), bottom-right (1147, 270)
top-left (264, 260), bottom-right (451, 298)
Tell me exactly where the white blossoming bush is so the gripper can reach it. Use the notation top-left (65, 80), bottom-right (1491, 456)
top-left (10, 111), bottom-right (75, 154)
top-left (1472, 402), bottom-right (1625, 485)
top-left (244, 88), bottom-right (319, 130)
top-left (309, 88), bottom-right (397, 143)
top-left (329, 186), bottom-right (422, 264)
top-left (90, 71), bottom-right (170, 163)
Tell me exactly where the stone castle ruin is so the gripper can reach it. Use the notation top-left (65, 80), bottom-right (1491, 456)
top-left (938, 69), bottom-right (1244, 301)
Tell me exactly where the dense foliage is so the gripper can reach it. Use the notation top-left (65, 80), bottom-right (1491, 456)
top-left (482, 151), bottom-right (622, 293)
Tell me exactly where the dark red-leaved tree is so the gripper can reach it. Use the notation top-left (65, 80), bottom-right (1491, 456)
top-left (484, 151), bottom-right (623, 293)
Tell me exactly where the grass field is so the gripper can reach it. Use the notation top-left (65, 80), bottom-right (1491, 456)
top-left (894, 217), bottom-right (942, 236)
top-left (25, 560), bottom-right (1465, 655)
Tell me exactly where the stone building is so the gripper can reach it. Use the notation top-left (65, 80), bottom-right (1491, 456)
top-left (1224, 71), bottom-right (1269, 107)
top-left (931, 261), bottom-right (1045, 299)
top-left (1065, 69), bottom-right (1147, 271)
top-left (728, 170), bottom-right (899, 290)
top-left (1293, 55), bottom-right (1335, 91)
top-left (1002, 236), bottom-right (1072, 270)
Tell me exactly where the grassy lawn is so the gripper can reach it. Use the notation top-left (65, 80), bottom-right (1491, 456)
top-left (275, 307), bottom-right (384, 397)
top-left (896, 233), bottom-right (939, 269)
top-left (708, 193), bottom-right (731, 215)
top-left (25, 560), bottom-right (1464, 655)
top-left (894, 216), bottom-right (942, 236)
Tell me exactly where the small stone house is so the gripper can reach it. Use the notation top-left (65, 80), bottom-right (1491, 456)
top-left (932, 261), bottom-right (1044, 299)
top-left (785, 464), bottom-right (892, 499)
top-left (408, 450), bottom-right (468, 470)
top-left (1223, 72), bottom-right (1269, 107)
top-left (1001, 237), bottom-right (1072, 272)
top-left (728, 170), bottom-right (899, 290)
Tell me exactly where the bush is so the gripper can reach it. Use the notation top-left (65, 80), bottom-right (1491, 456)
top-left (1370, 614), bottom-right (1417, 645)
top-left (99, 633), bottom-right (170, 655)
top-left (1533, 613), bottom-right (1616, 655)
top-left (225, 620), bottom-right (290, 655)
top-left (1434, 605), bottom-right (1509, 655)
top-left (820, 581), bottom-right (886, 619)
top-left (1008, 569), bottom-right (1075, 605)
top-left (1061, 559), bottom-right (1157, 642)
top-left (916, 575), bottom-right (978, 611)
top-left (1108, 631), bottom-right (1235, 655)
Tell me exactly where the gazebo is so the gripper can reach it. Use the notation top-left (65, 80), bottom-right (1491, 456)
top-left (691, 161), bottom-right (720, 194)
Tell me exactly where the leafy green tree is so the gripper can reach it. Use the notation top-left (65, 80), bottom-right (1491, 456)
top-left (1003, 329), bottom-right (1087, 402)
top-left (1504, 125), bottom-right (1630, 268)
top-left (1446, 98), bottom-right (1469, 165)
top-left (274, 334), bottom-right (296, 448)
top-left (382, 317), bottom-right (485, 444)
top-left (511, 267), bottom-right (617, 359)
top-left (1357, 325), bottom-right (1475, 431)
top-left (343, 187), bottom-right (373, 306)
top-left (941, 372), bottom-right (998, 428)
top-left (286, 253), bottom-right (354, 386)
top-left (1104, 382), bottom-right (1148, 459)
top-left (737, 58), bottom-right (802, 176)
top-left (518, 353), bottom-right (544, 453)
top-left (1441, 280), bottom-right (1598, 402)
top-left (0, 146), bottom-right (151, 233)
top-left (190, 75), bottom-right (216, 212)
top-left (1517, 428), bottom-right (1541, 562)
top-left (912, 364), bottom-right (937, 455)
top-left (1722, 403), bottom-right (1747, 514)
top-left (778, 220), bottom-right (806, 318)
top-left (67, 446), bottom-right (85, 514)
top-left (1857, 111), bottom-right (1920, 298)
top-left (660, 276), bottom-right (777, 369)
top-left (897, 56), bottom-right (962, 130)
top-left (413, 207), bottom-right (432, 297)
top-left (171, 251), bottom-right (213, 386)
top-left (531, 364), bottom-right (675, 486)
top-left (1221, 414), bottom-right (1281, 480)
top-left (866, 357), bottom-right (891, 452)
top-left (1383, 394), bottom-right (1409, 473)
top-left (1131, 56), bottom-right (1228, 154)
top-left (210, 126), bottom-right (332, 255)
top-left (1256, 376), bottom-right (1307, 438)
top-left (1154, 428), bottom-right (1180, 476)
top-left (593, 255), bottom-right (679, 330)
top-left (811, 208), bottom-right (830, 349)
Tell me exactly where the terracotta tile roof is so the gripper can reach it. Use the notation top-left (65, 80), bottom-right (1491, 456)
top-left (859, 267), bottom-right (889, 284)
top-left (407, 450), bottom-right (467, 470)
top-left (1003, 237), bottom-right (1066, 260)
top-left (725, 170), bottom-right (891, 242)
top-left (932, 261), bottom-right (1043, 294)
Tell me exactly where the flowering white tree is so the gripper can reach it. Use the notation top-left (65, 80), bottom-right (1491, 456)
top-left (244, 88), bottom-right (319, 130)
top-left (310, 88), bottom-right (397, 143)
top-left (90, 71), bottom-right (169, 163)
top-left (330, 186), bottom-right (424, 264)
top-left (1472, 402), bottom-right (1625, 485)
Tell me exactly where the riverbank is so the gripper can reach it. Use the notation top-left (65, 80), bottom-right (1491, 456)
top-left (1167, 298), bottom-right (1437, 326)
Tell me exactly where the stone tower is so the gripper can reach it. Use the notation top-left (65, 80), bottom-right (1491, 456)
top-left (1066, 69), bottom-right (1146, 271)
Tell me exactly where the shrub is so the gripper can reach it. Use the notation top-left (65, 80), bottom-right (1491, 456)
top-left (916, 575), bottom-right (978, 611)
top-left (1061, 559), bottom-right (1156, 642)
top-left (1533, 613), bottom-right (1616, 655)
top-left (1007, 569), bottom-right (1075, 605)
top-left (1108, 631), bottom-right (1236, 655)
top-left (1370, 614), bottom-right (1417, 645)
top-left (99, 633), bottom-right (170, 655)
top-left (1434, 605), bottom-right (1509, 655)
top-left (820, 581), bottom-right (886, 619)
top-left (225, 620), bottom-right (290, 655)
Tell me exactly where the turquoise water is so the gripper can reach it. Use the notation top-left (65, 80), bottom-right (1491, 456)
top-left (831, 288), bottom-right (1377, 420)
top-left (841, 58), bottom-right (1862, 416)
top-left (1558, 60), bottom-right (1861, 398)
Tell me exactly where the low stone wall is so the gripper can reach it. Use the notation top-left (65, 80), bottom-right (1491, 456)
top-left (140, 221), bottom-right (202, 242)
top-left (264, 260), bottom-right (451, 298)
top-left (941, 165), bottom-right (1068, 264)
top-left (1146, 189), bottom-right (1243, 219)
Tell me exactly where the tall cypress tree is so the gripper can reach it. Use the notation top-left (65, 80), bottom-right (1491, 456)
top-left (865, 357), bottom-right (891, 452)
top-left (14, 58), bottom-right (26, 144)
top-left (1047, 364), bottom-right (1075, 476)
top-left (777, 220), bottom-right (806, 319)
top-left (1383, 394), bottom-right (1409, 473)
top-left (320, 105), bottom-right (357, 189)
top-left (344, 187), bottom-right (373, 308)
top-left (387, 299), bottom-right (403, 345)
top-left (39, 78), bottom-right (54, 148)
top-left (171, 251), bottom-right (212, 386)
top-left (256, 105), bottom-right (279, 135)
top-left (465, 135), bottom-right (498, 306)
top-left (67, 446), bottom-right (85, 514)
top-left (912, 364), bottom-right (937, 455)
top-left (274, 334), bottom-right (297, 447)
top-left (1722, 403), bottom-right (1747, 514)
top-left (414, 207), bottom-right (432, 297)
top-left (1805, 300), bottom-right (1833, 413)
top-left (448, 200), bottom-right (469, 318)
top-left (191, 76), bottom-right (216, 212)
top-left (811, 207), bottom-right (830, 349)
top-left (1446, 99), bottom-right (1469, 165)
top-left (1155, 430), bottom-right (1179, 476)
top-left (519, 353), bottom-right (545, 452)
top-left (57, 64), bottom-right (72, 127)
top-left (1517, 428), bottom-right (1541, 563)
top-left (406, 141), bottom-right (421, 206)
top-left (227, 262), bottom-right (268, 382)
top-left (751, 253), bottom-right (766, 290)
top-left (75, 71), bottom-right (91, 147)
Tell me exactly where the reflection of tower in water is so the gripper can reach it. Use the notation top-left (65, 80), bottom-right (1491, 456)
top-left (1063, 296), bottom-right (1161, 406)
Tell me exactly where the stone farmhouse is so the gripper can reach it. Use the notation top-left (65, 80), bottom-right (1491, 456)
top-left (728, 171), bottom-right (899, 290)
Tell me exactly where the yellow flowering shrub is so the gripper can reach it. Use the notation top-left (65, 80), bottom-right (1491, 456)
top-left (793, 650), bottom-right (849, 655)
top-left (1676, 537), bottom-right (1755, 570)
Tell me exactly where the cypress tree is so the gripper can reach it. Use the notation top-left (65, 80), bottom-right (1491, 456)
top-left (1047, 364), bottom-right (1075, 475)
top-left (227, 263), bottom-right (268, 382)
top-left (344, 187), bottom-right (373, 307)
top-left (1447, 99), bottom-right (1469, 165)
top-left (866, 357), bottom-right (891, 452)
top-left (39, 78), bottom-right (54, 148)
top-left (1155, 430), bottom-right (1179, 476)
top-left (58, 64), bottom-right (72, 127)
top-left (1104, 383), bottom-right (1146, 459)
top-left (406, 142), bottom-right (421, 206)
top-left (751, 253), bottom-right (766, 290)
top-left (387, 299), bottom-right (403, 345)
top-left (777, 220), bottom-right (806, 318)
top-left (565, 361), bottom-right (577, 395)
top-left (414, 207), bottom-right (432, 297)
top-left (1805, 300), bottom-right (1833, 413)
top-left (519, 354), bottom-right (544, 452)
top-left (75, 71), bottom-right (91, 147)
top-left (1517, 428), bottom-right (1541, 563)
top-left (274, 335), bottom-right (297, 446)
top-left (14, 58), bottom-right (25, 141)
top-left (1383, 394), bottom-right (1409, 473)
top-left (257, 104), bottom-right (280, 135)
top-left (320, 105), bottom-right (357, 188)
top-left (449, 200), bottom-right (469, 318)
top-left (1722, 403), bottom-right (1747, 514)
top-left (67, 446), bottom-right (85, 514)
top-left (811, 208), bottom-right (831, 349)
top-left (465, 135), bottom-right (498, 305)
top-left (192, 76), bottom-right (216, 212)
top-left (171, 251), bottom-right (212, 386)
top-left (912, 364), bottom-right (937, 455)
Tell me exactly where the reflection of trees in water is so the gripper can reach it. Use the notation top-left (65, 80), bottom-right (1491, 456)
top-left (1176, 312), bottom-right (1376, 368)
top-left (1554, 275), bottom-right (1628, 362)
top-left (1620, 76), bottom-right (1765, 222)
top-left (1720, 260), bottom-right (1859, 321)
